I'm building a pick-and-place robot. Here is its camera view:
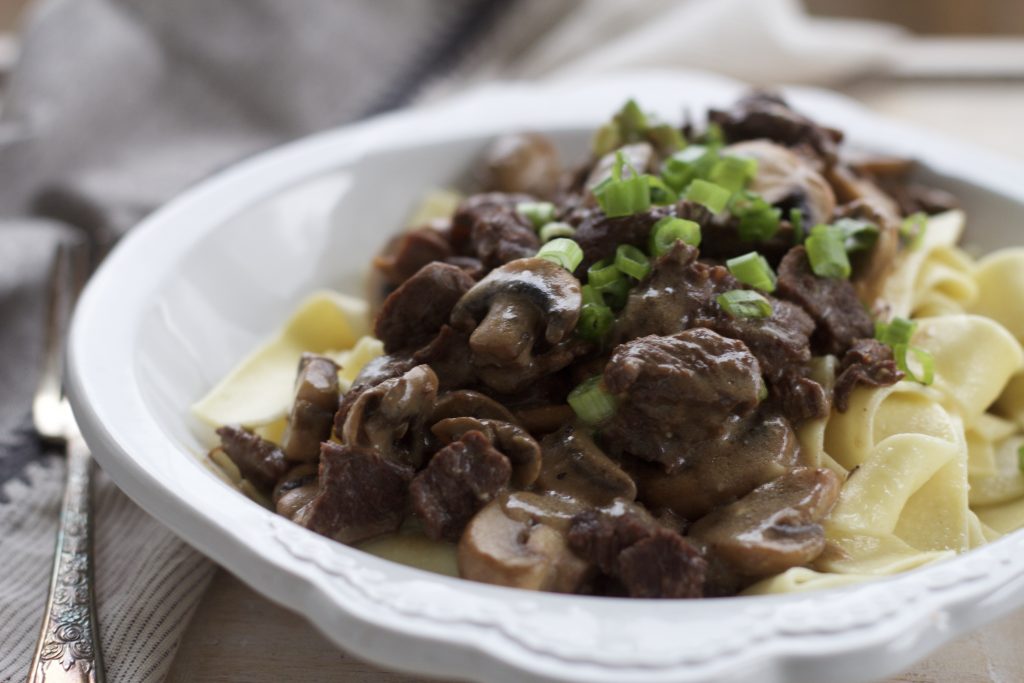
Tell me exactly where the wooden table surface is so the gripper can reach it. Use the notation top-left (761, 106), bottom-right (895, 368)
top-left (167, 79), bottom-right (1024, 683)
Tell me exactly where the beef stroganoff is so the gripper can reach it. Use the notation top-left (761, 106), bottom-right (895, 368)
top-left (193, 93), bottom-right (1024, 598)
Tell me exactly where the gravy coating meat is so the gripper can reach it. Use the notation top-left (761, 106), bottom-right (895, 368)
top-left (222, 93), bottom-right (945, 599)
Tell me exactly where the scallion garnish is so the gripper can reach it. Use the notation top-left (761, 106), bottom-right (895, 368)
top-left (661, 145), bottom-right (716, 192)
top-left (901, 212), bottom-right (928, 250)
top-left (758, 381), bottom-right (769, 402)
top-left (587, 258), bottom-right (623, 289)
top-left (539, 221), bottom-right (576, 243)
top-left (727, 252), bottom-right (777, 293)
top-left (731, 191), bottom-right (782, 241)
top-left (805, 225), bottom-right (852, 279)
top-left (581, 284), bottom-right (603, 307)
top-left (685, 179), bottom-right (731, 214)
top-left (592, 122), bottom-right (622, 157)
top-left (593, 151), bottom-right (652, 217)
top-left (703, 121), bottom-right (725, 147)
top-left (875, 316), bottom-right (918, 347)
top-left (647, 175), bottom-right (678, 205)
top-left (646, 123), bottom-right (686, 153)
top-left (537, 237), bottom-right (584, 272)
top-left (568, 375), bottom-right (618, 424)
top-left (577, 303), bottom-right (615, 343)
top-left (893, 344), bottom-right (935, 386)
top-left (833, 217), bottom-right (880, 253)
top-left (650, 216), bottom-right (701, 255)
top-left (1017, 445), bottom-right (1024, 473)
top-left (717, 289), bottom-right (773, 319)
top-left (517, 201), bottom-right (556, 229)
top-left (790, 208), bottom-right (805, 244)
top-left (599, 278), bottom-right (631, 311)
top-left (615, 244), bottom-right (651, 281)
top-left (709, 156), bottom-right (757, 193)
top-left (617, 99), bottom-right (648, 142)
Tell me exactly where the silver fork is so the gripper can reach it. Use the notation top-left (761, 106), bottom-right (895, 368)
top-left (27, 240), bottom-right (106, 683)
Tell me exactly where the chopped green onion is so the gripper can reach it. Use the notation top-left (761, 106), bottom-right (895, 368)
top-left (703, 121), bottom-right (725, 147)
top-left (587, 258), bottom-right (623, 289)
top-left (568, 375), bottom-right (618, 424)
top-left (727, 252), bottom-right (777, 293)
top-left (616, 99), bottom-right (648, 142)
top-left (577, 303), bottom-right (615, 343)
top-left (647, 123), bottom-right (686, 153)
top-left (592, 122), bottom-right (622, 157)
top-left (537, 238), bottom-right (584, 271)
top-left (833, 217), bottom-right (879, 253)
top-left (805, 225), bottom-right (852, 279)
top-left (731, 191), bottom-right (781, 241)
top-left (647, 175), bottom-right (678, 205)
top-left (615, 244), bottom-right (651, 281)
top-left (875, 316), bottom-right (918, 347)
top-left (598, 278), bottom-right (631, 311)
top-left (901, 212), bottom-right (928, 250)
top-left (709, 156), bottom-right (757, 193)
top-left (685, 179), bottom-right (731, 214)
top-left (758, 381), bottom-right (769, 402)
top-left (717, 289), bottom-right (773, 319)
top-left (581, 284), bottom-right (603, 307)
top-left (661, 145), bottom-right (716, 192)
top-left (789, 208), bottom-right (805, 244)
top-left (539, 221), bottom-right (576, 243)
top-left (594, 151), bottom-right (652, 217)
top-left (1017, 445), bottom-right (1024, 473)
top-left (650, 216), bottom-right (702, 255)
top-left (893, 344), bottom-right (935, 386)
top-left (517, 201), bottom-right (556, 229)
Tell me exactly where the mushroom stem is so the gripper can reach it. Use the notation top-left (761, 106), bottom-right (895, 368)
top-left (469, 295), bottom-right (541, 365)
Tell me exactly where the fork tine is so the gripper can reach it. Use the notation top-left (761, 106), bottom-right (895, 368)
top-left (32, 239), bottom-right (89, 440)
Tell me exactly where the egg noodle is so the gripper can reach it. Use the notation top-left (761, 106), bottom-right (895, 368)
top-left (193, 208), bottom-right (1024, 593)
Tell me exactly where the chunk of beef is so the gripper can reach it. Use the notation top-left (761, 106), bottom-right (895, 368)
top-left (634, 413), bottom-right (803, 520)
top-left (571, 206), bottom-right (674, 272)
top-left (374, 226), bottom-right (453, 288)
top-left (708, 92), bottom-right (841, 164)
top-left (296, 443), bottom-right (412, 544)
top-left (480, 133), bottom-right (561, 199)
top-left (773, 370), bottom-right (830, 422)
top-left (432, 416), bottom-right (541, 487)
top-left (374, 262), bottom-right (476, 354)
top-left (411, 324), bottom-right (477, 390)
top-left (601, 329), bottom-right (764, 469)
top-left (618, 530), bottom-right (707, 599)
top-left (690, 467), bottom-right (841, 593)
top-left (775, 246), bottom-right (874, 356)
top-left (833, 338), bottom-right (903, 412)
top-left (568, 500), bottom-right (707, 598)
top-left (450, 193), bottom-right (540, 269)
top-left (410, 431), bottom-right (512, 541)
top-left (281, 354), bottom-right (339, 462)
top-left (216, 425), bottom-right (289, 492)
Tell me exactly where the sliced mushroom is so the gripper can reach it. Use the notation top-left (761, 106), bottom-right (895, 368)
top-left (513, 404), bottom-right (576, 435)
top-left (634, 414), bottom-right (802, 520)
top-left (499, 490), bottom-right (587, 534)
top-left (450, 257), bottom-right (582, 393)
top-left (374, 262), bottom-right (476, 354)
top-left (273, 464), bottom-right (318, 519)
top-left (536, 424), bottom-right (636, 505)
top-left (295, 443), bottom-right (412, 545)
top-left (724, 140), bottom-right (836, 227)
top-left (432, 417), bottom-right (542, 487)
top-left (430, 389), bottom-right (520, 424)
top-left (216, 425), bottom-right (289, 493)
top-left (457, 500), bottom-right (590, 593)
top-left (689, 466), bottom-right (841, 581)
top-left (280, 354), bottom-right (340, 463)
top-left (480, 133), bottom-right (561, 199)
top-left (340, 364), bottom-right (439, 469)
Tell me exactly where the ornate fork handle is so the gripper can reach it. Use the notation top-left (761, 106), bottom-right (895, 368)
top-left (28, 430), bottom-right (105, 683)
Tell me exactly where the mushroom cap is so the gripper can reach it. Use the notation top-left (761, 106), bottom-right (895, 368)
top-left (724, 140), bottom-right (836, 226)
top-left (481, 133), bottom-right (561, 199)
top-left (429, 389), bottom-right (520, 425)
top-left (281, 354), bottom-right (339, 463)
top-left (537, 424), bottom-right (637, 506)
top-left (457, 500), bottom-right (590, 593)
top-left (451, 257), bottom-right (582, 348)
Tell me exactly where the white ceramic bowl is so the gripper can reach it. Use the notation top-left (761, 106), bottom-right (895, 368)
top-left (67, 71), bottom-right (1024, 683)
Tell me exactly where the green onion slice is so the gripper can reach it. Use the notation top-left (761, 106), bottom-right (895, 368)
top-left (616, 99), bottom-right (648, 142)
top-left (598, 278), bottom-right (631, 311)
top-left (517, 201), bottom-right (556, 229)
top-left (594, 152), bottom-right (652, 217)
top-left (537, 237), bottom-right (584, 272)
top-left (875, 316), bottom-right (918, 347)
top-left (900, 212), bottom-right (928, 250)
top-left (568, 375), bottom-right (618, 424)
top-left (703, 121), bottom-right (725, 147)
top-left (893, 344), bottom-right (935, 386)
top-left (1018, 445), bottom-right (1024, 473)
top-left (646, 123), bottom-right (686, 153)
top-left (789, 208), bottom-right (805, 244)
top-left (686, 179), bottom-right (731, 214)
top-left (577, 303), bottom-right (615, 343)
top-left (717, 289), bottom-right (773, 319)
top-left (581, 284), bottom-right (603, 307)
top-left (832, 217), bottom-right (880, 253)
top-left (660, 145), bottom-right (717, 192)
top-left (727, 251), bottom-right (777, 293)
top-left (592, 122), bottom-right (622, 157)
top-left (709, 156), bottom-right (757, 193)
top-left (650, 216), bottom-right (701, 255)
top-left (647, 175), bottom-right (678, 205)
top-left (805, 225), bottom-right (852, 279)
top-left (615, 244), bottom-right (651, 281)
top-left (731, 191), bottom-right (782, 241)
top-left (539, 221), bottom-right (576, 243)
top-left (587, 258), bottom-right (623, 289)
